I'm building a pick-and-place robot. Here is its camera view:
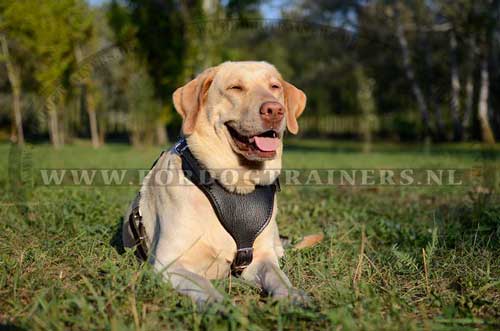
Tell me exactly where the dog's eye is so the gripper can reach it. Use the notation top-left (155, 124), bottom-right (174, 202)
top-left (271, 84), bottom-right (281, 90)
top-left (228, 85), bottom-right (243, 91)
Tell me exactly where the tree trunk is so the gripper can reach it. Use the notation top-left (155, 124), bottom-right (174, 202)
top-left (420, 27), bottom-right (444, 141)
top-left (10, 111), bottom-right (16, 142)
top-left (98, 117), bottom-right (106, 146)
top-left (1, 35), bottom-right (25, 145)
top-left (130, 130), bottom-right (141, 147)
top-left (478, 57), bottom-right (496, 144)
top-left (12, 85), bottom-right (24, 145)
top-left (449, 29), bottom-right (462, 141)
top-left (395, 9), bottom-right (431, 138)
top-left (59, 108), bottom-right (66, 146)
top-left (156, 122), bottom-right (168, 145)
top-left (87, 92), bottom-right (100, 148)
top-left (75, 45), bottom-right (100, 148)
top-left (47, 102), bottom-right (61, 149)
top-left (355, 66), bottom-right (375, 153)
top-left (463, 38), bottom-right (475, 140)
top-left (463, 76), bottom-right (474, 138)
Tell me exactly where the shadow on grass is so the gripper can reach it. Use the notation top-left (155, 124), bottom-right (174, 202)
top-left (110, 217), bottom-right (125, 255)
top-left (0, 324), bottom-right (26, 331)
top-left (435, 195), bottom-right (500, 249)
top-left (358, 187), bottom-right (500, 255)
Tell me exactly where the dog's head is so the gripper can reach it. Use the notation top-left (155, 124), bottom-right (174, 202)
top-left (173, 61), bottom-right (306, 192)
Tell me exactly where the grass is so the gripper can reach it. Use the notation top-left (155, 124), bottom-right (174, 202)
top-left (0, 139), bottom-right (499, 331)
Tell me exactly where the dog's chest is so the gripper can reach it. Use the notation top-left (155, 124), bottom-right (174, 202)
top-left (161, 184), bottom-right (237, 278)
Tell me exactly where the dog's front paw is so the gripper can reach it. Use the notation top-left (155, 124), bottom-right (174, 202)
top-left (193, 290), bottom-right (225, 310)
top-left (289, 288), bottom-right (311, 306)
top-left (271, 288), bottom-right (311, 306)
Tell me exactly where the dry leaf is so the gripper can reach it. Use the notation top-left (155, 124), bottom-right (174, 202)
top-left (294, 233), bottom-right (324, 250)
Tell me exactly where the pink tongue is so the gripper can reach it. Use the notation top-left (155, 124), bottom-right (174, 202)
top-left (254, 136), bottom-right (279, 152)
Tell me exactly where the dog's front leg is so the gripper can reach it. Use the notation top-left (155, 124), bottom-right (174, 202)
top-left (241, 256), bottom-right (308, 303)
top-left (154, 262), bottom-right (224, 306)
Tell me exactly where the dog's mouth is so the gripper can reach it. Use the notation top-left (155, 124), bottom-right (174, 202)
top-left (225, 124), bottom-right (281, 160)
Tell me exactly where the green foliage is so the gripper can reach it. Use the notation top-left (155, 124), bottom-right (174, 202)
top-left (105, 0), bottom-right (203, 139)
top-left (391, 244), bottom-right (419, 272)
top-left (1, 0), bottom-right (91, 90)
top-left (425, 227), bottom-right (438, 264)
top-left (124, 57), bottom-right (164, 144)
top-left (2, 0), bottom-right (500, 143)
top-left (108, 0), bottom-right (201, 100)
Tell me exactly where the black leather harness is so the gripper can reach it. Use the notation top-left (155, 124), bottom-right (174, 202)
top-left (129, 138), bottom-right (280, 275)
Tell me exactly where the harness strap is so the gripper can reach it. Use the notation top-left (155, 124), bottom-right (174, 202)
top-left (128, 151), bottom-right (166, 261)
top-left (174, 138), bottom-right (279, 275)
top-left (128, 194), bottom-right (149, 260)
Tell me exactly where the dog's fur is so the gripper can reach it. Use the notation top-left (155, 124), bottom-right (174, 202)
top-left (123, 61), bottom-right (307, 305)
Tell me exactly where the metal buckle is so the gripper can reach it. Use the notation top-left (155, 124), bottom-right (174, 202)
top-left (231, 247), bottom-right (253, 275)
top-left (174, 139), bottom-right (188, 154)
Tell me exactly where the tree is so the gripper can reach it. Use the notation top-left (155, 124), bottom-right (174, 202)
top-left (109, 0), bottom-right (194, 100)
top-left (123, 56), bottom-right (166, 146)
top-left (0, 0), bottom-right (37, 146)
top-left (75, 45), bottom-right (101, 148)
top-left (448, 28), bottom-right (462, 141)
top-left (476, 0), bottom-right (497, 144)
top-left (0, 33), bottom-right (24, 145)
top-left (393, 3), bottom-right (431, 140)
top-left (1, 0), bottom-right (93, 148)
top-left (477, 56), bottom-right (495, 144)
top-left (108, 0), bottom-right (203, 140)
top-left (73, 4), bottom-right (101, 148)
top-left (462, 36), bottom-right (475, 140)
top-left (39, 0), bottom-right (92, 147)
top-left (355, 66), bottom-right (376, 153)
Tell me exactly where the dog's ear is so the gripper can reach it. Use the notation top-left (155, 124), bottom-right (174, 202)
top-left (173, 67), bottom-right (217, 135)
top-left (282, 80), bottom-right (306, 135)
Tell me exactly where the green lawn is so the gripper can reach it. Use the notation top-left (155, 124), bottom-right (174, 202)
top-left (1, 140), bottom-right (499, 330)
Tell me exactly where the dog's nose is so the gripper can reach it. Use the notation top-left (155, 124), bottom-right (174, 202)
top-left (259, 102), bottom-right (284, 127)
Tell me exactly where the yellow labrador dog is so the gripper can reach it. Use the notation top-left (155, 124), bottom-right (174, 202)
top-left (123, 61), bottom-right (306, 305)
